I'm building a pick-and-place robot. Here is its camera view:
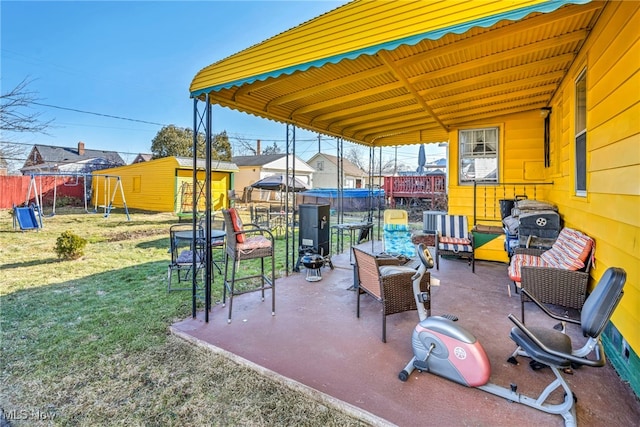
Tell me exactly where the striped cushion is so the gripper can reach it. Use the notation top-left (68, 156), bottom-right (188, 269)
top-left (437, 215), bottom-right (469, 240)
top-left (508, 254), bottom-right (550, 282)
top-left (439, 236), bottom-right (471, 245)
top-left (540, 227), bottom-right (593, 270)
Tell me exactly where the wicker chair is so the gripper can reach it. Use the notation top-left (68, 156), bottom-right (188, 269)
top-left (353, 246), bottom-right (430, 342)
top-left (508, 227), bottom-right (595, 323)
top-left (221, 208), bottom-right (275, 323)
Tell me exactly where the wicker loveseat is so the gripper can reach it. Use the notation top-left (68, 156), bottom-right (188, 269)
top-left (353, 247), bottom-right (429, 342)
top-left (508, 227), bottom-right (594, 322)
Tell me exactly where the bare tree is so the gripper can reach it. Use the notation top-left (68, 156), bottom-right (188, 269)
top-left (261, 142), bottom-right (281, 155)
top-left (0, 78), bottom-right (53, 173)
top-left (1, 78), bottom-right (52, 134)
top-left (234, 136), bottom-right (258, 156)
top-left (345, 145), bottom-right (397, 174)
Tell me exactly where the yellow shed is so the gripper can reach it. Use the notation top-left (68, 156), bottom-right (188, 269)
top-left (91, 156), bottom-right (239, 214)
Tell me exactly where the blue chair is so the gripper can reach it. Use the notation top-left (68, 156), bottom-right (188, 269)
top-left (383, 209), bottom-right (416, 258)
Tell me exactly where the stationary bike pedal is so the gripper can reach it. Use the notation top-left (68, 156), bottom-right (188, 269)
top-left (529, 360), bottom-right (547, 371)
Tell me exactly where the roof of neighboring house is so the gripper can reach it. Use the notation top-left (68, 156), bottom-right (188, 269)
top-left (232, 154), bottom-right (287, 167)
top-left (133, 153), bottom-right (153, 163)
top-left (28, 144), bottom-right (125, 166)
top-left (232, 154), bottom-right (314, 173)
top-left (307, 153), bottom-right (366, 177)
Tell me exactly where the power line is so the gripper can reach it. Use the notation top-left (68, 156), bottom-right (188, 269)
top-left (32, 102), bottom-right (168, 126)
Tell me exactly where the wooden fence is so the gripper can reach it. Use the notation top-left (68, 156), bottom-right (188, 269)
top-left (0, 175), bottom-right (86, 209)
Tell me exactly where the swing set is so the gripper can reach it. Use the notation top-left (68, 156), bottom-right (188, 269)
top-left (14, 172), bottom-right (130, 230)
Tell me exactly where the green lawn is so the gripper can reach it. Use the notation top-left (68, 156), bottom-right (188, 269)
top-left (0, 208), bottom-right (366, 426)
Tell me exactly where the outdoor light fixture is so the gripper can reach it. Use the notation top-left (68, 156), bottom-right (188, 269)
top-left (540, 107), bottom-right (552, 118)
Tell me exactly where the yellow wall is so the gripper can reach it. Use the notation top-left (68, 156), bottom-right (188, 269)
top-left (445, 1), bottom-right (639, 354)
top-left (93, 157), bottom-right (232, 213)
top-left (447, 111), bottom-right (551, 219)
top-left (543, 1), bottom-right (640, 353)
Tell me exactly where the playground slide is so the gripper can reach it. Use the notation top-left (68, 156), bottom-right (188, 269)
top-left (14, 206), bottom-right (41, 230)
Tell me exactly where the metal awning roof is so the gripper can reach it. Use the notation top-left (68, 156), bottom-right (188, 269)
top-left (190, 0), bottom-right (604, 147)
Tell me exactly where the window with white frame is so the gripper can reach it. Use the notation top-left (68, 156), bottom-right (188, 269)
top-left (575, 69), bottom-right (587, 196)
top-left (316, 161), bottom-right (324, 171)
top-left (459, 127), bottom-right (498, 183)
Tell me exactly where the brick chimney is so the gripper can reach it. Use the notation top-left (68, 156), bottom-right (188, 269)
top-left (78, 141), bottom-right (85, 155)
top-left (256, 139), bottom-right (261, 155)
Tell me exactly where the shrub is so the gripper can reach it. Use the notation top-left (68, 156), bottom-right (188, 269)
top-left (55, 230), bottom-right (88, 260)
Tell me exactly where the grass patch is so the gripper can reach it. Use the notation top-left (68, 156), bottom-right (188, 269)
top-left (1, 208), bottom-right (366, 426)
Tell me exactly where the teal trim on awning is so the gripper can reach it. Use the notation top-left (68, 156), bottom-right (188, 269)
top-left (191, 0), bottom-right (590, 97)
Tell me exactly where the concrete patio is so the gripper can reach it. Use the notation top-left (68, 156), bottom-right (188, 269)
top-left (171, 241), bottom-right (639, 426)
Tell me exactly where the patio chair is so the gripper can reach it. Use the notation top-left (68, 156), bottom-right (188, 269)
top-left (508, 227), bottom-right (594, 323)
top-left (221, 208), bottom-right (275, 323)
top-left (168, 223), bottom-right (205, 292)
top-left (198, 212), bottom-right (226, 275)
top-left (435, 214), bottom-right (475, 272)
top-left (383, 209), bottom-right (416, 258)
top-left (353, 246), bottom-right (429, 342)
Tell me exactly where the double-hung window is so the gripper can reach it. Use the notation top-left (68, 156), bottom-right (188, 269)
top-left (575, 70), bottom-right (587, 196)
top-left (459, 127), bottom-right (498, 184)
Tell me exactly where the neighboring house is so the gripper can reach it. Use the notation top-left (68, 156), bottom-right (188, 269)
top-left (94, 156), bottom-right (238, 213)
top-left (20, 142), bottom-right (125, 175)
top-left (232, 154), bottom-right (314, 201)
top-left (307, 153), bottom-right (367, 189)
top-left (132, 153), bottom-right (153, 164)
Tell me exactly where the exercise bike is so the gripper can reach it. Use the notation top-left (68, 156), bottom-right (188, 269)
top-left (399, 244), bottom-right (626, 427)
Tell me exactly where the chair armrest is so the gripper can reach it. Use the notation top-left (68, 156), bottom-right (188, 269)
top-left (377, 257), bottom-right (404, 267)
top-left (514, 247), bottom-right (546, 256)
top-left (234, 226), bottom-right (275, 242)
top-left (520, 266), bottom-right (589, 310)
top-left (519, 289), bottom-right (582, 326)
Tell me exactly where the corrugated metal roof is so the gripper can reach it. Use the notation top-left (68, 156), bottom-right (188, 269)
top-left (190, 0), bottom-right (604, 147)
top-left (175, 157), bottom-right (239, 172)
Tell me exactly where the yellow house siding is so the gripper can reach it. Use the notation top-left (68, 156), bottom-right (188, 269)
top-left (447, 111), bottom-right (549, 219)
top-left (544, 1), bottom-right (640, 352)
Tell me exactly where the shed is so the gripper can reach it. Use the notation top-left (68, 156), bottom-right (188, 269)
top-left (93, 156), bottom-right (238, 213)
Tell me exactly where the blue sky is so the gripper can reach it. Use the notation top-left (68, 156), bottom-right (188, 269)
top-left (2, 0), bottom-right (444, 167)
